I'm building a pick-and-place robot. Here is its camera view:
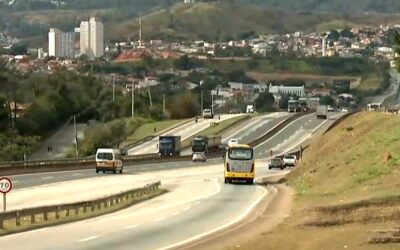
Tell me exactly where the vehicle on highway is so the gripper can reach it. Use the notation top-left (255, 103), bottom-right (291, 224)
top-left (229, 109), bottom-right (241, 114)
top-left (192, 152), bottom-right (207, 162)
top-left (288, 99), bottom-right (300, 112)
top-left (298, 99), bottom-right (309, 112)
top-left (202, 109), bottom-right (214, 118)
top-left (327, 105), bottom-right (335, 112)
top-left (159, 135), bottom-right (181, 156)
top-left (246, 105), bottom-right (255, 113)
top-left (341, 107), bottom-right (349, 113)
top-left (316, 105), bottom-right (328, 119)
top-left (282, 155), bottom-right (297, 167)
top-left (367, 103), bottom-right (382, 111)
top-left (95, 148), bottom-right (123, 174)
top-left (192, 135), bottom-right (221, 154)
top-left (224, 144), bottom-right (255, 184)
top-left (268, 157), bottom-right (285, 170)
top-left (228, 138), bottom-right (239, 147)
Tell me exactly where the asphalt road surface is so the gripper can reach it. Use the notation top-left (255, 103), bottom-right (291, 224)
top-left (0, 111), bottom-right (345, 250)
top-left (127, 114), bottom-right (241, 155)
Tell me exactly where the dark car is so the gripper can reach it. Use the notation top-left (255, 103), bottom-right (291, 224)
top-left (268, 158), bottom-right (285, 170)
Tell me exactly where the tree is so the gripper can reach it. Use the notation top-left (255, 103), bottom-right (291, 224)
top-left (169, 93), bottom-right (199, 119)
top-left (279, 95), bottom-right (290, 109)
top-left (327, 30), bottom-right (340, 42)
top-left (10, 43), bottom-right (27, 55)
top-left (340, 28), bottom-right (354, 38)
top-left (0, 96), bottom-right (10, 131)
top-left (173, 55), bottom-right (196, 70)
top-left (255, 92), bottom-right (275, 112)
top-left (320, 95), bottom-right (335, 106)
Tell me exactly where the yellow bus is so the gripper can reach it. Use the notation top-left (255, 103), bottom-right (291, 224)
top-left (224, 144), bottom-right (255, 184)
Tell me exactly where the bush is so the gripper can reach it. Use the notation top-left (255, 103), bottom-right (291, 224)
top-left (169, 93), bottom-right (200, 119)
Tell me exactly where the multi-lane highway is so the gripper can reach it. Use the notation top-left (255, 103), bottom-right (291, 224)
top-left (0, 111), bottom-right (345, 250)
top-left (127, 114), bottom-right (240, 155)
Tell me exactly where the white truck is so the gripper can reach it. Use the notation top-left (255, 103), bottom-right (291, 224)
top-left (246, 105), bottom-right (255, 113)
top-left (316, 105), bottom-right (328, 119)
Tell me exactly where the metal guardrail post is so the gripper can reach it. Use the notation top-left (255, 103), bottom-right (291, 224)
top-left (31, 214), bottom-right (35, 224)
top-left (0, 217), bottom-right (3, 229)
top-left (16, 212), bottom-right (20, 226)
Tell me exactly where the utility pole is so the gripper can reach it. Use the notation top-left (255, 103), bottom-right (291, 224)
top-left (200, 80), bottom-right (204, 115)
top-left (163, 94), bottom-right (166, 112)
top-left (148, 84), bottom-right (153, 107)
top-left (211, 92), bottom-right (214, 115)
top-left (131, 79), bottom-right (135, 117)
top-left (112, 74), bottom-right (115, 102)
top-left (74, 115), bottom-right (78, 157)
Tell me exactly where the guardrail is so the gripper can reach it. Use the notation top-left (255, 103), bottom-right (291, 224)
top-left (0, 182), bottom-right (162, 234)
top-left (0, 112), bottom-right (309, 175)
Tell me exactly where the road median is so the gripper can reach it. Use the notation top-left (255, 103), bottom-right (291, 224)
top-left (0, 182), bottom-right (166, 236)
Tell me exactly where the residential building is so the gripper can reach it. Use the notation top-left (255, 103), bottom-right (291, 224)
top-left (80, 17), bottom-right (104, 58)
top-left (48, 28), bottom-right (75, 58)
top-left (268, 83), bottom-right (305, 97)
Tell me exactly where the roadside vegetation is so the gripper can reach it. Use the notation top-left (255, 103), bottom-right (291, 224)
top-left (235, 112), bottom-right (400, 249)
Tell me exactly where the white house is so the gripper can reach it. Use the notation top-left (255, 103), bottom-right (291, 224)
top-left (268, 83), bottom-right (305, 97)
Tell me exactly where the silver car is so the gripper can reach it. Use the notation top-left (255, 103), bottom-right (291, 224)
top-left (192, 152), bottom-right (207, 162)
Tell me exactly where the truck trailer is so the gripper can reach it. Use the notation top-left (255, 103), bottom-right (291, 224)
top-left (159, 136), bottom-right (181, 156)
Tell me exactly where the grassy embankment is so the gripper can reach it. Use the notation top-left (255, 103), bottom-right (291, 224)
top-left (239, 112), bottom-right (400, 249)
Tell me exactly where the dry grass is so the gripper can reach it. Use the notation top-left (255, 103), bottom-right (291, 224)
top-left (232, 112), bottom-right (400, 250)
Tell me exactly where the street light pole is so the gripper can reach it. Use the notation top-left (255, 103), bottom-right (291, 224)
top-left (132, 79), bottom-right (135, 117)
top-left (200, 80), bottom-right (204, 115)
top-left (211, 92), bottom-right (214, 115)
top-left (112, 74), bottom-right (115, 102)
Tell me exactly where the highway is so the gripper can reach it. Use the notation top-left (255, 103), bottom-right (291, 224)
top-left (0, 111), bottom-right (345, 250)
top-left (127, 114), bottom-right (241, 155)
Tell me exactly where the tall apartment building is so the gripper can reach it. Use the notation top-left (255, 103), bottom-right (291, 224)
top-left (48, 28), bottom-right (75, 58)
top-left (80, 17), bottom-right (104, 58)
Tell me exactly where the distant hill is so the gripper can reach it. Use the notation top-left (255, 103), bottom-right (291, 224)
top-left (3, 0), bottom-right (400, 13)
top-left (105, 3), bottom-right (400, 42)
top-left (5, 2), bottom-right (400, 46)
top-left (229, 0), bottom-right (400, 14)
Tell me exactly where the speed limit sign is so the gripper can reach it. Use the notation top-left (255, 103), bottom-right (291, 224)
top-left (0, 177), bottom-right (12, 212)
top-left (0, 177), bottom-right (12, 194)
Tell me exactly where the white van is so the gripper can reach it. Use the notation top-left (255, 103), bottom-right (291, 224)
top-left (95, 148), bottom-right (124, 174)
top-left (202, 109), bottom-right (214, 118)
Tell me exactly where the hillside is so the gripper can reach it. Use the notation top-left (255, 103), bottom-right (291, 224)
top-left (6, 2), bottom-right (400, 46)
top-left (3, 0), bottom-right (400, 13)
top-left (233, 112), bottom-right (400, 249)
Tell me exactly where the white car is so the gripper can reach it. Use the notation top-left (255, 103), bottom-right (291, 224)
top-left (341, 108), bottom-right (348, 113)
top-left (327, 106), bottom-right (335, 112)
top-left (282, 155), bottom-right (297, 167)
top-left (192, 152), bottom-right (206, 162)
top-left (228, 138), bottom-right (239, 147)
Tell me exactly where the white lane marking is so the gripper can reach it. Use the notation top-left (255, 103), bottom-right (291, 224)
top-left (78, 236), bottom-right (99, 242)
top-left (195, 201), bottom-right (201, 206)
top-left (172, 211), bottom-right (181, 216)
top-left (11, 180), bottom-right (19, 183)
top-left (158, 186), bottom-right (268, 250)
top-left (255, 113), bottom-right (314, 149)
top-left (72, 173), bottom-right (82, 176)
top-left (309, 119), bottom-right (312, 122)
top-left (183, 206), bottom-right (191, 211)
top-left (124, 225), bottom-right (139, 230)
top-left (153, 217), bottom-right (167, 222)
top-left (41, 176), bottom-right (54, 180)
top-left (96, 179), bottom-right (221, 223)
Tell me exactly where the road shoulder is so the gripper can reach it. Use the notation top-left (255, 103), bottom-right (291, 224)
top-left (179, 175), bottom-right (294, 250)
